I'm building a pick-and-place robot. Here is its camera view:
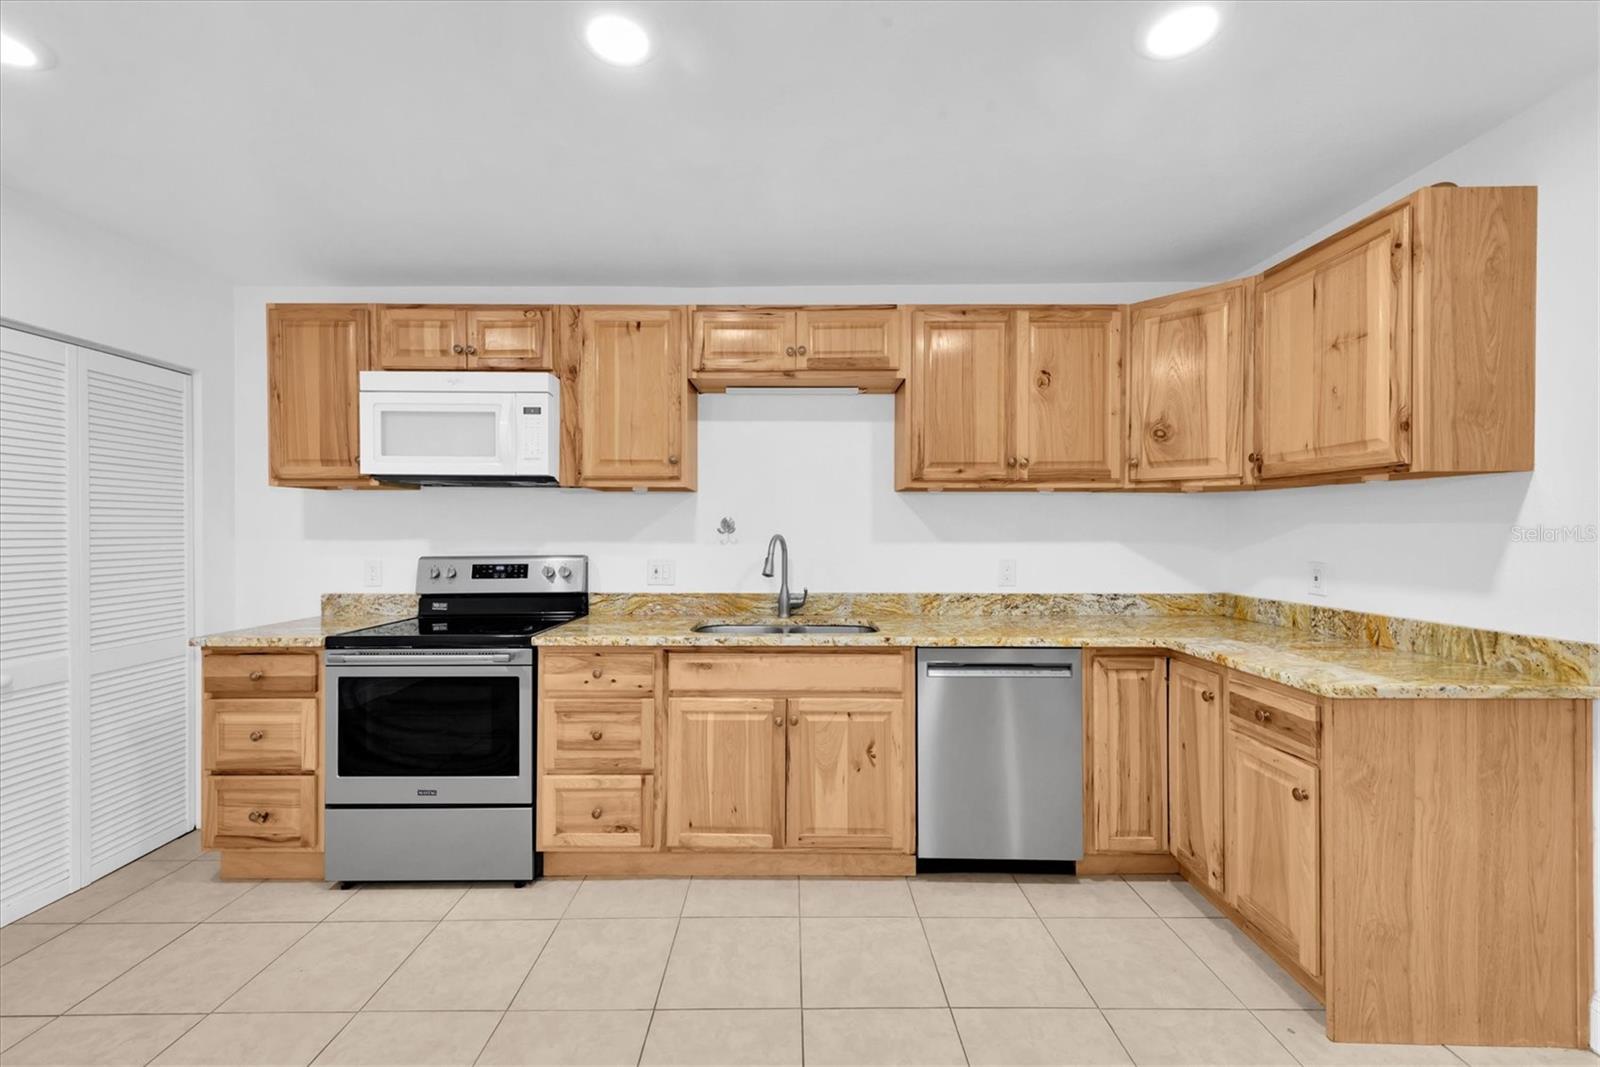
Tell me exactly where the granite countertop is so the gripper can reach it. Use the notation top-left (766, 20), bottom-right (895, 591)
top-left (192, 592), bottom-right (1600, 701)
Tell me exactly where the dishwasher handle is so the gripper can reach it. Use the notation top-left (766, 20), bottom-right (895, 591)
top-left (923, 662), bottom-right (1075, 678)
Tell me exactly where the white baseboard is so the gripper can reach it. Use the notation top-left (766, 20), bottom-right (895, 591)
top-left (1589, 993), bottom-right (1600, 1053)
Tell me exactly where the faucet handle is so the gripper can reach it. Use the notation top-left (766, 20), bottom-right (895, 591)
top-left (789, 588), bottom-right (808, 610)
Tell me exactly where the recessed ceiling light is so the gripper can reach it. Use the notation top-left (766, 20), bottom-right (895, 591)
top-left (584, 14), bottom-right (651, 67)
top-left (1141, 4), bottom-right (1220, 59)
top-left (0, 30), bottom-right (44, 69)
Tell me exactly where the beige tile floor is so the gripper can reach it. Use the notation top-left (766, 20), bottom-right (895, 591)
top-left (2, 834), bottom-right (1597, 1066)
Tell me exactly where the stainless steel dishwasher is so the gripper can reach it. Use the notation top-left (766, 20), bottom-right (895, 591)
top-left (916, 648), bottom-right (1083, 862)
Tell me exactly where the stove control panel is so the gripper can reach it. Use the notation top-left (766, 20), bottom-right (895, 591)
top-left (416, 554), bottom-right (588, 595)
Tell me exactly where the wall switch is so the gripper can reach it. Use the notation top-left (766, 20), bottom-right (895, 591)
top-left (1309, 561), bottom-right (1327, 597)
top-left (647, 559), bottom-right (676, 586)
top-left (363, 559), bottom-right (383, 587)
top-left (998, 559), bottom-right (1018, 587)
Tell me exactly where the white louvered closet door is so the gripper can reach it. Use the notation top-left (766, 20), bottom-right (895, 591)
top-left (77, 348), bottom-right (194, 879)
top-left (0, 329), bottom-right (75, 923)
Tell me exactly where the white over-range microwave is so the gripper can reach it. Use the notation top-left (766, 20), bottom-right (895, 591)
top-left (358, 371), bottom-right (561, 486)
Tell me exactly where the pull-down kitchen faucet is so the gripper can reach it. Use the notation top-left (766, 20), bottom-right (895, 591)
top-left (761, 534), bottom-right (807, 618)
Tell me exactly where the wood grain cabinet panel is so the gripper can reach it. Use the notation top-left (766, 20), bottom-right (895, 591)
top-left (204, 698), bottom-right (317, 773)
top-left (377, 306), bottom-right (466, 370)
top-left (796, 308), bottom-right (902, 372)
top-left (542, 650), bottom-right (658, 694)
top-left (785, 697), bottom-right (905, 851)
top-left (666, 697), bottom-right (784, 850)
top-left (1254, 207), bottom-right (1412, 480)
top-left (540, 774), bottom-right (652, 849)
top-left (692, 310), bottom-right (795, 372)
top-left (1226, 727), bottom-right (1320, 977)
top-left (1085, 652), bottom-right (1167, 853)
top-left (266, 305), bottom-right (372, 486)
top-left (544, 697), bottom-right (654, 773)
top-left (203, 651), bottom-right (319, 696)
top-left (1168, 660), bottom-right (1225, 891)
top-left (1015, 308), bottom-right (1124, 484)
top-left (572, 307), bottom-right (695, 489)
top-left (1129, 282), bottom-right (1246, 484)
top-left (466, 307), bottom-right (551, 369)
top-left (204, 775), bottom-right (318, 851)
top-left (902, 309), bottom-right (1013, 484)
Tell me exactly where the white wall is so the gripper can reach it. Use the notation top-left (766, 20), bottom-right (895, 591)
top-left (1222, 74), bottom-right (1600, 645)
top-left (0, 186), bottom-right (237, 631)
top-left (230, 282), bottom-right (1231, 623)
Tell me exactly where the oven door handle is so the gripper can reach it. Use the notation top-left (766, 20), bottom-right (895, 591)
top-left (324, 652), bottom-right (520, 666)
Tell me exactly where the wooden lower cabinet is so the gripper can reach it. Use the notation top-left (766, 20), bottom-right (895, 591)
top-left (541, 774), bottom-right (652, 849)
top-left (1084, 651), bottom-right (1168, 854)
top-left (665, 696), bottom-right (785, 850)
top-left (201, 649), bottom-right (323, 879)
top-left (1168, 658), bottom-right (1225, 891)
top-left (786, 697), bottom-right (906, 850)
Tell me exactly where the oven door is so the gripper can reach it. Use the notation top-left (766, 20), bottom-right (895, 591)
top-left (324, 651), bottom-right (532, 806)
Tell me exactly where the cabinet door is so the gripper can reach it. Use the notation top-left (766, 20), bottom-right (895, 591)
top-left (1086, 653), bottom-right (1167, 852)
top-left (1255, 207), bottom-right (1411, 480)
top-left (376, 306), bottom-right (466, 370)
top-left (785, 697), bottom-right (906, 851)
top-left (577, 307), bottom-right (693, 487)
top-left (1168, 661), bottom-right (1225, 891)
top-left (692, 310), bottom-right (795, 372)
top-left (466, 307), bottom-right (550, 370)
top-left (267, 304), bottom-right (371, 485)
top-left (796, 308), bottom-right (902, 372)
top-left (1129, 283), bottom-right (1246, 483)
top-left (666, 697), bottom-right (783, 849)
top-left (1015, 309), bottom-right (1124, 484)
top-left (1226, 728), bottom-right (1320, 977)
top-left (905, 310), bottom-right (1012, 483)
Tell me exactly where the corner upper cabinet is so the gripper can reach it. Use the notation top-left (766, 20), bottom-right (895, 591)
top-left (376, 306), bottom-right (551, 371)
top-left (899, 308), bottom-right (1014, 485)
top-left (565, 306), bottom-right (696, 490)
top-left (1129, 282), bottom-right (1248, 485)
top-left (1015, 308), bottom-right (1124, 485)
top-left (267, 304), bottom-right (376, 487)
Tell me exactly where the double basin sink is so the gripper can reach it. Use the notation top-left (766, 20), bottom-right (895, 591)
top-left (692, 622), bottom-right (878, 635)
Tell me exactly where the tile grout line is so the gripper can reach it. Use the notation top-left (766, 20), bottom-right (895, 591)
top-left (636, 880), bottom-right (688, 1066)
top-left (909, 881), bottom-right (965, 1064)
top-left (484, 877), bottom-right (583, 1059)
top-left (1042, 876), bottom-right (1140, 1066)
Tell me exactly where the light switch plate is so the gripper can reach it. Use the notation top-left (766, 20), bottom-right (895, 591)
top-left (647, 559), bottom-right (676, 586)
top-left (998, 559), bottom-right (1018, 587)
top-left (1309, 561), bottom-right (1327, 597)
top-left (363, 559), bottom-right (383, 587)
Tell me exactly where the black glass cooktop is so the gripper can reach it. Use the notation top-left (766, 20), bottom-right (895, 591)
top-left (325, 614), bottom-right (580, 649)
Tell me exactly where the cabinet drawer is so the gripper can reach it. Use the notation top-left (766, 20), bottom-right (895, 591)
top-left (204, 775), bottom-right (317, 850)
top-left (540, 775), bottom-right (653, 849)
top-left (542, 650), bottom-right (658, 694)
top-left (667, 652), bottom-right (904, 694)
top-left (546, 697), bottom-right (654, 773)
top-left (204, 652), bottom-right (319, 696)
top-left (1228, 675), bottom-right (1320, 759)
top-left (205, 698), bottom-right (317, 772)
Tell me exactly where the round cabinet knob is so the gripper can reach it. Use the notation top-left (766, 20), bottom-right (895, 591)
top-left (1200, 690), bottom-right (1215, 702)
top-left (1291, 787), bottom-right (1310, 802)
top-left (1018, 457), bottom-right (1030, 468)
top-left (249, 730), bottom-right (265, 742)
top-left (773, 715), bottom-right (783, 726)
top-left (542, 565), bottom-right (556, 580)
top-left (452, 344), bottom-right (464, 354)
top-left (465, 344), bottom-right (477, 355)
top-left (785, 346), bottom-right (797, 357)
top-left (428, 566), bottom-right (441, 579)
top-left (590, 807), bottom-right (603, 820)
top-left (1255, 708), bottom-right (1272, 723)
top-left (248, 670), bottom-right (264, 681)
top-left (590, 729), bottom-right (604, 741)
top-left (248, 809), bottom-right (270, 824)
top-left (789, 715), bottom-right (799, 726)
top-left (1007, 456), bottom-right (1018, 468)
top-left (445, 567), bottom-right (457, 579)
top-left (591, 668), bottom-right (603, 679)
top-left (667, 455), bottom-right (680, 465)
top-left (558, 565), bottom-right (572, 580)
top-left (796, 345), bottom-right (807, 356)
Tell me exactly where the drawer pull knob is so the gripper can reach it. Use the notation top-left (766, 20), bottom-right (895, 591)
top-left (590, 729), bottom-right (604, 741)
top-left (785, 346), bottom-right (797, 357)
top-left (590, 806), bottom-right (603, 820)
top-left (796, 345), bottom-right (807, 356)
top-left (452, 344), bottom-right (464, 354)
top-left (789, 714), bottom-right (798, 726)
top-left (592, 668), bottom-right (603, 678)
top-left (668, 454), bottom-right (680, 465)
top-left (248, 809), bottom-right (271, 823)
top-left (249, 730), bottom-right (265, 742)
top-left (1200, 690), bottom-right (1215, 702)
top-left (1291, 787), bottom-right (1310, 802)
top-left (773, 715), bottom-right (783, 726)
top-left (1255, 708), bottom-right (1272, 723)
top-left (248, 670), bottom-right (264, 681)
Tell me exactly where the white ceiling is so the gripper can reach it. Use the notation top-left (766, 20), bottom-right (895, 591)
top-left (1, 1), bottom-right (1595, 286)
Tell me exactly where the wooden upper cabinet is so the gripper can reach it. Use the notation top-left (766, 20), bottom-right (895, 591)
top-left (1254, 207), bottom-right (1412, 480)
top-left (666, 696), bottom-right (784, 850)
top-left (1085, 652), bottom-right (1168, 853)
top-left (1129, 283), bottom-right (1247, 484)
top-left (1169, 659), bottom-right (1225, 892)
top-left (795, 308), bottom-right (902, 372)
top-left (572, 307), bottom-right (695, 489)
top-left (1014, 308), bottom-right (1124, 484)
top-left (466, 307), bottom-right (550, 370)
top-left (692, 310), bottom-right (794, 373)
top-left (267, 304), bottom-right (372, 486)
top-left (1226, 727), bottom-right (1321, 977)
top-left (376, 306), bottom-right (466, 370)
top-left (901, 309), bottom-right (1013, 484)
top-left (785, 697), bottom-right (906, 851)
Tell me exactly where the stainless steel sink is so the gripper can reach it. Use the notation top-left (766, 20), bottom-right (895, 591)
top-left (692, 623), bottom-right (879, 635)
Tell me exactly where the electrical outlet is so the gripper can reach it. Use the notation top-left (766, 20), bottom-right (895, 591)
top-left (1309, 561), bottom-right (1327, 597)
top-left (998, 559), bottom-right (1018, 587)
top-left (363, 559), bottom-right (383, 587)
top-left (647, 559), bottom-right (676, 586)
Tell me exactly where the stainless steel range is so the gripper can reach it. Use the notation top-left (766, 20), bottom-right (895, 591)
top-left (322, 554), bottom-right (587, 884)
